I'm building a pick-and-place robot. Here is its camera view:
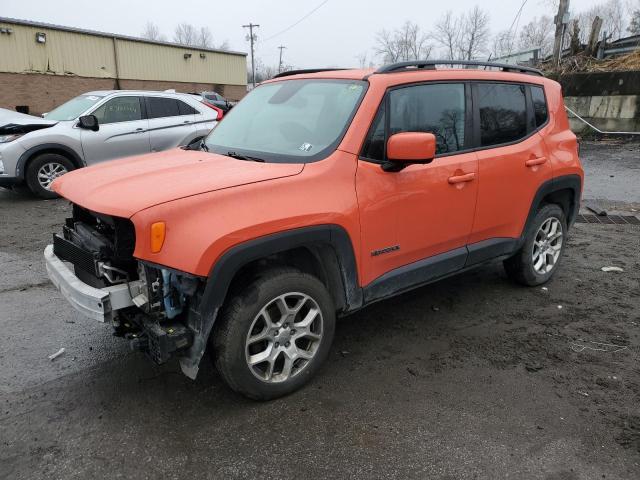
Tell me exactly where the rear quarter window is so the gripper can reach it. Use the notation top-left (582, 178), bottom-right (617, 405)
top-left (178, 100), bottom-right (198, 115)
top-left (476, 83), bottom-right (527, 147)
top-left (531, 86), bottom-right (548, 127)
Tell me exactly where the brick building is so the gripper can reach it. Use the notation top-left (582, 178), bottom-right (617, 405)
top-left (0, 17), bottom-right (247, 115)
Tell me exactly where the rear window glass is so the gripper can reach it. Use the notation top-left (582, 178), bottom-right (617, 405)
top-left (147, 97), bottom-right (180, 119)
top-left (531, 86), bottom-right (548, 127)
top-left (178, 100), bottom-right (198, 115)
top-left (477, 83), bottom-right (527, 147)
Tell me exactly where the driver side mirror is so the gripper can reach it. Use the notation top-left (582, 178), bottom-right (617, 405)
top-left (382, 132), bottom-right (436, 172)
top-left (78, 115), bottom-right (99, 132)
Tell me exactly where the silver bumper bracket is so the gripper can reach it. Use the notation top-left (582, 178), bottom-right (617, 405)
top-left (44, 244), bottom-right (143, 323)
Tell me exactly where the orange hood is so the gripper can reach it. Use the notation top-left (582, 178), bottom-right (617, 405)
top-left (52, 149), bottom-right (305, 218)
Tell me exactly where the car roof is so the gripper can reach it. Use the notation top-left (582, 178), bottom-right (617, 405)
top-left (82, 90), bottom-right (196, 98)
top-left (263, 65), bottom-right (549, 88)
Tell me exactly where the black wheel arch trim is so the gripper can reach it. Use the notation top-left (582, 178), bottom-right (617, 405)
top-left (518, 174), bottom-right (582, 248)
top-left (178, 224), bottom-right (362, 379)
top-left (16, 143), bottom-right (84, 179)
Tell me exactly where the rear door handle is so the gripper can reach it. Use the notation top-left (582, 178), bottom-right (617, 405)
top-left (183, 120), bottom-right (191, 124)
top-left (525, 157), bottom-right (547, 167)
top-left (448, 172), bottom-right (476, 184)
top-left (135, 128), bottom-right (144, 132)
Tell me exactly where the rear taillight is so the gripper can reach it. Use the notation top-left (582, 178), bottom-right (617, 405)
top-left (202, 101), bottom-right (224, 120)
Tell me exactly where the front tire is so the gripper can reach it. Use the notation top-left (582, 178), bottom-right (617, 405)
top-left (504, 204), bottom-right (567, 286)
top-left (212, 267), bottom-right (336, 400)
top-left (25, 153), bottom-right (74, 199)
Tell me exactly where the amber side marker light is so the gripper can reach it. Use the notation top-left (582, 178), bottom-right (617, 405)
top-left (150, 222), bottom-right (166, 253)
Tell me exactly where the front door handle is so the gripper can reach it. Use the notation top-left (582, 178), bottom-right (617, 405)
top-left (448, 172), bottom-right (476, 184)
top-left (525, 156), bottom-right (547, 167)
top-left (183, 120), bottom-right (191, 124)
top-left (134, 128), bottom-right (144, 133)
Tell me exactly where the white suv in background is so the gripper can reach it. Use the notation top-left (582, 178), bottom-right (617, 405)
top-left (0, 90), bottom-right (220, 198)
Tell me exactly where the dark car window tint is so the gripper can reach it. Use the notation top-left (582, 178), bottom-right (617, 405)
top-left (531, 86), bottom-right (548, 127)
top-left (389, 83), bottom-right (466, 155)
top-left (92, 96), bottom-right (142, 124)
top-left (361, 104), bottom-right (386, 161)
top-left (477, 83), bottom-right (527, 146)
top-left (147, 97), bottom-right (180, 119)
top-left (178, 100), bottom-right (198, 115)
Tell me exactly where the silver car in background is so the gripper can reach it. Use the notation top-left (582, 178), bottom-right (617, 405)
top-left (0, 90), bottom-right (219, 198)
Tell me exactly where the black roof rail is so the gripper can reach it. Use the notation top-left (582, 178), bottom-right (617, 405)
top-left (273, 68), bottom-right (348, 79)
top-left (375, 60), bottom-right (543, 76)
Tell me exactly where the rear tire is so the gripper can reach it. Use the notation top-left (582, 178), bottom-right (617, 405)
top-left (25, 153), bottom-right (74, 199)
top-left (212, 267), bottom-right (335, 400)
top-left (504, 204), bottom-right (567, 286)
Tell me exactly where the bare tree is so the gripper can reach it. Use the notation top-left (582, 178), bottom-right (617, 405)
top-left (518, 16), bottom-right (554, 57)
top-left (491, 30), bottom-right (516, 59)
top-left (141, 21), bottom-right (166, 42)
top-left (374, 21), bottom-right (432, 63)
top-left (174, 23), bottom-right (197, 46)
top-left (459, 6), bottom-right (491, 60)
top-left (630, 5), bottom-right (640, 34)
top-left (172, 23), bottom-right (228, 50)
top-left (355, 52), bottom-right (369, 69)
top-left (196, 27), bottom-right (213, 48)
top-left (573, 0), bottom-right (628, 43)
top-left (251, 59), bottom-right (280, 83)
top-left (432, 11), bottom-right (462, 60)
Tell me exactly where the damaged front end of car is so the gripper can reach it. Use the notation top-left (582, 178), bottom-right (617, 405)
top-left (45, 204), bottom-right (205, 374)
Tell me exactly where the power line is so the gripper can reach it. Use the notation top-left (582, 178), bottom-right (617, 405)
top-left (505, 0), bottom-right (529, 57)
top-left (263, 0), bottom-right (330, 42)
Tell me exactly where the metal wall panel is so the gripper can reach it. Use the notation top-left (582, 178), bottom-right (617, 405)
top-left (0, 23), bottom-right (116, 78)
top-left (115, 39), bottom-right (247, 85)
top-left (0, 21), bottom-right (247, 86)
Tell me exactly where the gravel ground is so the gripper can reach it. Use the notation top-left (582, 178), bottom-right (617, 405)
top-left (0, 140), bottom-right (639, 479)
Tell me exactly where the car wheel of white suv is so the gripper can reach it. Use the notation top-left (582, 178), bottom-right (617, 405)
top-left (26, 153), bottom-right (74, 199)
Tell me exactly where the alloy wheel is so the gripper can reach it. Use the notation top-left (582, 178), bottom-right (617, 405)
top-left (532, 217), bottom-right (563, 274)
top-left (37, 162), bottom-right (68, 190)
top-left (245, 292), bottom-right (323, 383)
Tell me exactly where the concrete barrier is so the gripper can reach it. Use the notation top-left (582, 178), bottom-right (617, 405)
top-left (555, 71), bottom-right (640, 134)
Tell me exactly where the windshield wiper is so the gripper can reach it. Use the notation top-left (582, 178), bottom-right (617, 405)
top-left (226, 151), bottom-right (265, 162)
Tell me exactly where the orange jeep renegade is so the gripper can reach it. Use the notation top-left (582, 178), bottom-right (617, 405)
top-left (45, 61), bottom-right (583, 400)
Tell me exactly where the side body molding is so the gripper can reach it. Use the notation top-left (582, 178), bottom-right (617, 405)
top-left (179, 225), bottom-right (362, 378)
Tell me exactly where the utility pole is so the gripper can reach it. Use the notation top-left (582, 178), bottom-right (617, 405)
top-left (242, 23), bottom-right (260, 89)
top-left (552, 0), bottom-right (570, 67)
top-left (278, 45), bottom-right (286, 73)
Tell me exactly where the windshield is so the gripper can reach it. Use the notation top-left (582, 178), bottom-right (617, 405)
top-left (45, 95), bottom-right (105, 121)
top-left (205, 79), bottom-right (366, 163)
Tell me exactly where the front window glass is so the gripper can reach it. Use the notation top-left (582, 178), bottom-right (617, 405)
top-left (361, 104), bottom-right (386, 161)
top-left (92, 97), bottom-right (143, 124)
top-left (389, 83), bottom-right (466, 155)
top-left (205, 79), bottom-right (366, 163)
top-left (45, 95), bottom-right (104, 121)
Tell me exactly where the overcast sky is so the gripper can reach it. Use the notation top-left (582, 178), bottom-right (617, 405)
top-left (4, 0), bottom-right (607, 69)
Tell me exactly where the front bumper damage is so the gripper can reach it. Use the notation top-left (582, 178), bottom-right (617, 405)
top-left (44, 244), bottom-right (144, 323)
top-left (45, 243), bottom-right (197, 374)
